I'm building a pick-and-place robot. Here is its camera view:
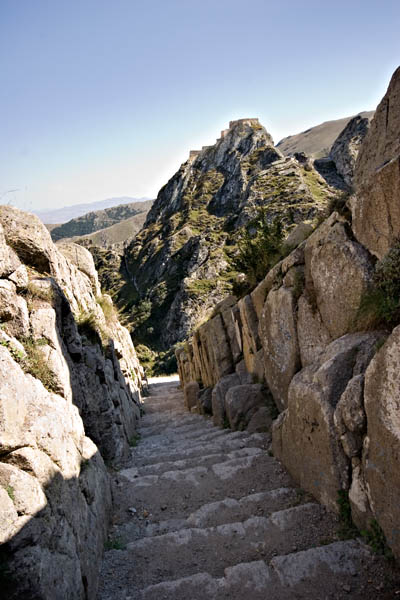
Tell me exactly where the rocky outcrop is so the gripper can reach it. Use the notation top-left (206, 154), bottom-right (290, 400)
top-left (0, 207), bottom-right (145, 599)
top-left (272, 333), bottom-right (383, 513)
top-left (352, 67), bottom-right (400, 258)
top-left (103, 119), bottom-right (337, 350)
top-left (329, 115), bottom-right (371, 187)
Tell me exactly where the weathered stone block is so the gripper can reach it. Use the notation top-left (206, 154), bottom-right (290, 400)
top-left (272, 333), bottom-right (381, 513)
top-left (184, 381), bottom-right (200, 411)
top-left (211, 373), bottom-right (240, 427)
top-left (260, 286), bottom-right (300, 411)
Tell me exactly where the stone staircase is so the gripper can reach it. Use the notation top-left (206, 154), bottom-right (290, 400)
top-left (97, 380), bottom-right (397, 599)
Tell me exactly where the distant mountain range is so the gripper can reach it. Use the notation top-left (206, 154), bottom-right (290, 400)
top-left (48, 199), bottom-right (153, 244)
top-left (34, 196), bottom-right (150, 224)
top-left (276, 111), bottom-right (374, 158)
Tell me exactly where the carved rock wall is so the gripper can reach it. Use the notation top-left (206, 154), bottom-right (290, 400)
top-left (0, 207), bottom-right (145, 599)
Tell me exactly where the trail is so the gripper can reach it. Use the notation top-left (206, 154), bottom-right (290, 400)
top-left (97, 379), bottom-right (396, 599)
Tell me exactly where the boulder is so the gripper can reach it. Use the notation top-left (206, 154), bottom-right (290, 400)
top-left (211, 373), bottom-right (240, 427)
top-left (363, 325), bottom-right (400, 559)
top-left (247, 406), bottom-right (274, 433)
top-left (57, 242), bottom-right (101, 294)
top-left (0, 206), bottom-right (56, 273)
top-left (235, 359), bottom-right (254, 385)
top-left (272, 332), bottom-right (382, 513)
top-left (259, 286), bottom-right (300, 411)
top-left (305, 213), bottom-right (373, 339)
top-left (197, 387), bottom-right (213, 415)
top-left (184, 381), bottom-right (200, 411)
top-left (0, 223), bottom-right (21, 278)
top-left (330, 115), bottom-right (371, 187)
top-left (352, 157), bottom-right (400, 259)
top-left (225, 383), bottom-right (272, 431)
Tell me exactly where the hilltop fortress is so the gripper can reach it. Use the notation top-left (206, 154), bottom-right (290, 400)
top-left (189, 118), bottom-right (261, 160)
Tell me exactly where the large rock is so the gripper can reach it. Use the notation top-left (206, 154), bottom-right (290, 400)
top-left (225, 383), bottom-right (272, 431)
top-left (259, 286), bottom-right (300, 411)
top-left (363, 325), bottom-right (400, 559)
top-left (305, 213), bottom-right (373, 339)
top-left (0, 206), bottom-right (56, 273)
top-left (352, 67), bottom-right (400, 258)
top-left (57, 241), bottom-right (101, 295)
top-left (197, 387), bottom-right (213, 415)
top-left (330, 115), bottom-right (371, 187)
top-left (0, 345), bottom-right (111, 600)
top-left (272, 333), bottom-right (381, 513)
top-left (184, 381), bottom-right (200, 411)
top-left (352, 156), bottom-right (400, 259)
top-left (0, 208), bottom-right (145, 597)
top-left (297, 293), bottom-right (332, 367)
top-left (354, 67), bottom-right (400, 191)
top-left (211, 373), bottom-right (240, 427)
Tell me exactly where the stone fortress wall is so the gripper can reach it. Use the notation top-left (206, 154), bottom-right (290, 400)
top-left (188, 118), bottom-right (261, 161)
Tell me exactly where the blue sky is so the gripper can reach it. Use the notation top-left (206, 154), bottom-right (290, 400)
top-left (0, 0), bottom-right (399, 211)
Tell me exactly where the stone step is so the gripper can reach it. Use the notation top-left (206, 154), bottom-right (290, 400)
top-left (101, 503), bottom-right (338, 591)
top-left (131, 432), bottom-right (270, 467)
top-left (136, 424), bottom-right (230, 447)
top-left (139, 416), bottom-right (210, 434)
top-left (138, 540), bottom-right (373, 600)
top-left (136, 487), bottom-right (300, 539)
top-left (133, 431), bottom-right (270, 462)
top-left (112, 453), bottom-right (291, 521)
top-left (132, 446), bottom-right (263, 477)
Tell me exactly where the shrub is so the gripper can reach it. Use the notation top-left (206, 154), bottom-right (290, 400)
top-left (361, 519), bottom-right (393, 558)
top-left (337, 489), bottom-right (358, 540)
top-left (21, 337), bottom-right (58, 393)
top-left (76, 311), bottom-right (105, 347)
top-left (356, 239), bottom-right (400, 329)
top-left (230, 209), bottom-right (286, 297)
top-left (26, 280), bottom-right (54, 303)
top-left (97, 295), bottom-right (118, 322)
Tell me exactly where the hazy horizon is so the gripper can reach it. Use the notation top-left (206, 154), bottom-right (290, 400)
top-left (1, 0), bottom-right (399, 211)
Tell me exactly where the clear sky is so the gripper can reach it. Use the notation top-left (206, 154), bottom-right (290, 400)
top-left (1, 0), bottom-right (399, 211)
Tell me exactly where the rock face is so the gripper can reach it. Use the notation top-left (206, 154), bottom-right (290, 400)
top-left (330, 115), bottom-right (371, 187)
top-left (103, 118), bottom-right (336, 349)
top-left (362, 327), bottom-right (400, 558)
top-left (272, 333), bottom-right (382, 513)
top-left (176, 66), bottom-right (400, 563)
top-left (352, 67), bottom-right (400, 258)
top-left (0, 207), bottom-right (145, 599)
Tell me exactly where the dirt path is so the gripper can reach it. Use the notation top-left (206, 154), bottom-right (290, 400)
top-left (97, 380), bottom-right (399, 599)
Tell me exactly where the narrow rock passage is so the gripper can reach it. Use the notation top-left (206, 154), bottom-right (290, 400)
top-left (97, 379), bottom-right (397, 600)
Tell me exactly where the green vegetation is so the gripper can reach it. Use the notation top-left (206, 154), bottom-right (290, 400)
top-left (230, 209), bottom-right (286, 297)
top-left (129, 433), bottom-right (141, 447)
top-left (5, 485), bottom-right (15, 502)
top-left (1, 336), bottom-right (58, 393)
top-left (97, 294), bottom-right (118, 322)
top-left (356, 239), bottom-right (400, 329)
top-left (302, 168), bottom-right (331, 205)
top-left (327, 190), bottom-right (352, 219)
top-left (76, 310), bottom-right (107, 348)
top-left (361, 519), bottom-right (393, 558)
top-left (337, 490), bottom-right (358, 540)
top-left (26, 281), bottom-right (54, 304)
top-left (105, 537), bottom-right (125, 550)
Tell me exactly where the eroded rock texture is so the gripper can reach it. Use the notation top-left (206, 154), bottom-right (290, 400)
top-left (176, 65), bottom-right (400, 563)
top-left (0, 207), bottom-right (145, 599)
